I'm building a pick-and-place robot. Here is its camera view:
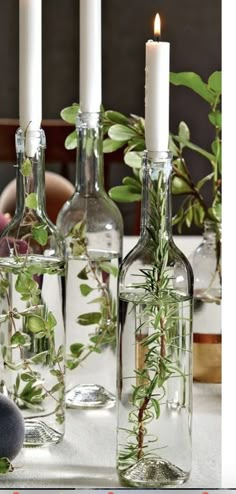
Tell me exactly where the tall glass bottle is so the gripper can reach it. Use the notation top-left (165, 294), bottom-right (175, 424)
top-left (191, 220), bottom-right (221, 382)
top-left (57, 112), bottom-right (123, 409)
top-left (117, 151), bottom-right (193, 487)
top-left (0, 128), bottom-right (65, 447)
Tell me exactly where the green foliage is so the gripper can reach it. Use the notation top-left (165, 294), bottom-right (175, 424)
top-left (118, 167), bottom-right (191, 471)
top-left (170, 71), bottom-right (217, 103)
top-left (60, 103), bottom-right (80, 124)
top-left (25, 192), bottom-right (38, 210)
top-left (60, 70), bottom-right (221, 233)
top-left (80, 283), bottom-right (94, 296)
top-left (0, 260), bottom-right (65, 422)
top-left (0, 457), bottom-right (14, 474)
top-left (31, 223), bottom-right (48, 246)
top-left (66, 218), bottom-right (118, 370)
top-left (77, 312), bottom-right (102, 325)
top-left (21, 157), bottom-right (32, 177)
top-left (65, 130), bottom-right (77, 150)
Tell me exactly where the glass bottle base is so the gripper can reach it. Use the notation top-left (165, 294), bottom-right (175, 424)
top-left (23, 419), bottom-right (63, 447)
top-left (118, 458), bottom-right (190, 488)
top-left (66, 384), bottom-right (116, 409)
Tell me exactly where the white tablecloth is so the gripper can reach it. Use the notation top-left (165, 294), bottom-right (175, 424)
top-left (1, 236), bottom-right (221, 489)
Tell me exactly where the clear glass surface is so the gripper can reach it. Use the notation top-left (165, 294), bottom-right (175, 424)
top-left (56, 112), bottom-right (123, 408)
top-left (0, 128), bottom-right (66, 446)
top-left (191, 220), bottom-right (221, 382)
top-left (117, 152), bottom-right (193, 487)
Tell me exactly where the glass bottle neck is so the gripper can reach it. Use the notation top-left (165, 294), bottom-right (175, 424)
top-left (140, 151), bottom-right (172, 242)
top-left (203, 220), bottom-right (221, 243)
top-left (15, 128), bottom-right (46, 216)
top-left (75, 112), bottom-right (104, 194)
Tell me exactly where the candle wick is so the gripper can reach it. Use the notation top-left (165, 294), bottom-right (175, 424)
top-left (154, 35), bottom-right (161, 42)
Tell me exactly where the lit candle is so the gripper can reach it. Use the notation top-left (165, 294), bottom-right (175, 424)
top-left (145, 14), bottom-right (170, 153)
top-left (80, 0), bottom-right (101, 113)
top-left (19, 0), bottom-right (42, 133)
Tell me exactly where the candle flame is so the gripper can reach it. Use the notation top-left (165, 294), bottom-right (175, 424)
top-left (154, 13), bottom-right (161, 38)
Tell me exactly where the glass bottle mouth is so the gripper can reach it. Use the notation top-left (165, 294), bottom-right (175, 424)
top-left (145, 150), bottom-right (172, 162)
top-left (15, 127), bottom-right (46, 157)
top-left (142, 150), bottom-right (172, 180)
top-left (76, 111), bottom-right (101, 130)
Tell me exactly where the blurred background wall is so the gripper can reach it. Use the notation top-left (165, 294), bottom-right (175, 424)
top-left (0, 0), bottom-right (221, 234)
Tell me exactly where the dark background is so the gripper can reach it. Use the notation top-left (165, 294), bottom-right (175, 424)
top-left (0, 0), bottom-right (221, 234)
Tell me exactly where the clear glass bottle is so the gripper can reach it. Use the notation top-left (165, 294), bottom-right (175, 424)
top-left (117, 151), bottom-right (193, 487)
top-left (191, 220), bottom-right (221, 382)
top-left (56, 111), bottom-right (123, 409)
top-left (0, 128), bottom-right (65, 447)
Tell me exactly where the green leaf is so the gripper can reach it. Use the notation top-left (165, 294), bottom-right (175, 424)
top-left (208, 71), bottom-right (221, 94)
top-left (0, 457), bottom-right (14, 474)
top-left (169, 136), bottom-right (179, 157)
top-left (172, 176), bottom-right (192, 195)
top-left (125, 137), bottom-right (145, 153)
top-left (25, 193), bottom-right (38, 210)
top-left (46, 312), bottom-right (57, 330)
top-left (99, 262), bottom-right (118, 277)
top-left (10, 331), bottom-right (26, 346)
top-left (29, 350), bottom-right (48, 364)
top-left (65, 130), bottom-right (77, 150)
top-left (185, 206), bottom-right (193, 228)
top-left (122, 176), bottom-right (142, 191)
top-left (66, 358), bottom-right (80, 370)
top-left (170, 71), bottom-right (215, 104)
top-left (27, 315), bottom-right (45, 333)
top-left (151, 398), bottom-right (161, 419)
top-left (70, 342), bottom-right (84, 358)
top-left (173, 158), bottom-right (189, 178)
top-left (173, 136), bottom-right (215, 163)
top-left (80, 284), bottom-right (93, 296)
top-left (212, 202), bottom-right (221, 222)
top-left (208, 110), bottom-right (221, 129)
top-left (15, 272), bottom-right (38, 297)
top-left (108, 124), bottom-right (137, 142)
top-left (109, 185), bottom-right (142, 203)
top-left (193, 202), bottom-right (205, 227)
top-left (124, 151), bottom-right (143, 169)
top-left (32, 224), bottom-right (48, 246)
top-left (77, 312), bottom-right (102, 326)
top-left (196, 172), bottom-right (214, 191)
top-left (105, 110), bottom-right (129, 125)
top-left (21, 372), bottom-right (37, 382)
top-left (21, 158), bottom-right (32, 177)
top-left (103, 138), bottom-right (127, 153)
top-left (60, 104), bottom-right (79, 124)
top-left (178, 121), bottom-right (190, 146)
top-left (77, 267), bottom-right (88, 280)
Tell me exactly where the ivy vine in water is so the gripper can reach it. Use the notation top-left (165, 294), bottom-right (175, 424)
top-left (66, 219), bottom-right (118, 370)
top-left (0, 147), bottom-right (65, 424)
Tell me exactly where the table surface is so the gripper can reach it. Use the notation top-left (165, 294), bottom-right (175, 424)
top-left (1, 236), bottom-right (221, 489)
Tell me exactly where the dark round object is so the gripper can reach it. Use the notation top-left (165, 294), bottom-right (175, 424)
top-left (0, 394), bottom-right (25, 460)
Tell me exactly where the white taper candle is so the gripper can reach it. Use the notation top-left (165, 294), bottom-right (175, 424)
top-left (145, 14), bottom-right (170, 153)
top-left (19, 0), bottom-right (42, 133)
top-left (80, 0), bottom-right (101, 113)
